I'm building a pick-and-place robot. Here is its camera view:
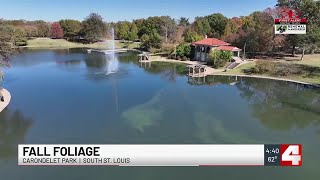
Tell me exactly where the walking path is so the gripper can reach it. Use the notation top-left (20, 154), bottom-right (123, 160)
top-left (0, 88), bottom-right (11, 112)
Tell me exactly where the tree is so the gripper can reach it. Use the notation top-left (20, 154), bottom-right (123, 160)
top-left (33, 20), bottom-right (50, 37)
top-left (50, 22), bottom-right (64, 39)
top-left (223, 17), bottom-right (243, 38)
top-left (140, 31), bottom-right (163, 49)
top-left (81, 13), bottom-right (106, 43)
top-left (0, 25), bottom-right (15, 66)
top-left (133, 19), bottom-right (145, 38)
top-left (23, 25), bottom-right (38, 38)
top-left (129, 23), bottom-right (138, 41)
top-left (139, 16), bottom-right (177, 43)
top-left (183, 29), bottom-right (202, 43)
top-left (275, 0), bottom-right (320, 57)
top-left (160, 16), bottom-right (178, 43)
top-left (208, 49), bottom-right (233, 68)
top-left (59, 19), bottom-right (82, 39)
top-left (115, 21), bottom-right (131, 40)
top-left (13, 26), bottom-right (27, 46)
top-left (173, 26), bottom-right (185, 44)
top-left (178, 17), bottom-right (190, 26)
top-left (205, 13), bottom-right (228, 37)
top-left (176, 43), bottom-right (191, 57)
top-left (193, 17), bottom-right (211, 36)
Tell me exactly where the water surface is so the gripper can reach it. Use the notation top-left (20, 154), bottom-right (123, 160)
top-left (1, 49), bottom-right (320, 180)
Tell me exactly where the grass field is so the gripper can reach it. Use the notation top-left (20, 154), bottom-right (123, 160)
top-left (223, 55), bottom-right (320, 85)
top-left (25, 38), bottom-right (140, 49)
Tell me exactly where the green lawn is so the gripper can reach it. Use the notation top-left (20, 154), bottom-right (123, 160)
top-left (25, 38), bottom-right (140, 49)
top-left (221, 56), bottom-right (320, 85)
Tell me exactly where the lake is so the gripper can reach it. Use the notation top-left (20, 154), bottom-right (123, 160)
top-left (0, 49), bottom-right (320, 180)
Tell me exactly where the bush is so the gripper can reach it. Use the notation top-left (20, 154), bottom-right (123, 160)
top-left (253, 60), bottom-right (303, 76)
top-left (176, 43), bottom-right (191, 58)
top-left (161, 44), bottom-right (175, 55)
top-left (212, 60), bottom-right (228, 68)
top-left (208, 50), bottom-right (233, 68)
top-left (167, 54), bottom-right (175, 59)
top-left (255, 60), bottom-right (277, 74)
top-left (182, 56), bottom-right (187, 61)
top-left (149, 47), bottom-right (161, 54)
top-left (15, 40), bottom-right (28, 46)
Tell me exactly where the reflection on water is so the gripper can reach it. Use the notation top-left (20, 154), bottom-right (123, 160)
top-left (0, 109), bottom-right (32, 159)
top-left (236, 77), bottom-right (320, 131)
top-left (1, 49), bottom-right (320, 180)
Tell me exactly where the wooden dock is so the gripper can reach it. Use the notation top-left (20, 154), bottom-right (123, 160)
top-left (87, 48), bottom-right (144, 55)
top-left (87, 49), bottom-right (128, 54)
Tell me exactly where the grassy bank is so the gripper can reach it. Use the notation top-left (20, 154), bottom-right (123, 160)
top-left (25, 38), bottom-right (140, 49)
top-left (222, 55), bottom-right (320, 85)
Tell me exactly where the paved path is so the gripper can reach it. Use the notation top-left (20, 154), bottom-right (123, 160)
top-left (0, 88), bottom-right (11, 112)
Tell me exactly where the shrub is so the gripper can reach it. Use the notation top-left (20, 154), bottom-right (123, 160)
top-left (253, 60), bottom-right (303, 76)
top-left (208, 50), bottom-right (232, 68)
top-left (161, 44), bottom-right (175, 55)
top-left (182, 56), bottom-right (187, 61)
top-left (167, 54), bottom-right (175, 59)
top-left (176, 43), bottom-right (191, 58)
top-left (149, 47), bottom-right (161, 54)
top-left (255, 60), bottom-right (277, 74)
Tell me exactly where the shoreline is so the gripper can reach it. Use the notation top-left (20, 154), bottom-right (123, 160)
top-left (208, 73), bottom-right (320, 88)
top-left (0, 88), bottom-right (11, 113)
top-left (150, 56), bottom-right (320, 88)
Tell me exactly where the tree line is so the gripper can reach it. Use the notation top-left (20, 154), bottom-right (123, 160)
top-left (0, 0), bottom-right (319, 63)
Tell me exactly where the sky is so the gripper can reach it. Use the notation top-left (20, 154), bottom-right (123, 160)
top-left (0, 0), bottom-right (277, 22)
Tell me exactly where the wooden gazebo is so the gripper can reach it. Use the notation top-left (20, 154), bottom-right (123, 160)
top-left (187, 64), bottom-right (207, 77)
top-left (138, 53), bottom-right (150, 62)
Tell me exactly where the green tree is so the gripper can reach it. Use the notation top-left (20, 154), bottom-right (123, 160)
top-left (193, 17), bottom-right (211, 36)
top-left (205, 13), bottom-right (228, 37)
top-left (129, 23), bottom-right (138, 41)
top-left (115, 21), bottom-right (129, 40)
top-left (139, 16), bottom-right (177, 43)
top-left (81, 13), bottom-right (106, 43)
top-left (183, 29), bottom-right (202, 43)
top-left (208, 49), bottom-right (233, 68)
top-left (59, 19), bottom-right (82, 40)
top-left (176, 43), bottom-right (191, 57)
top-left (178, 17), bottom-right (190, 26)
top-left (141, 31), bottom-right (163, 49)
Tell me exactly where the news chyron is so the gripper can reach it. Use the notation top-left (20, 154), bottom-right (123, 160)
top-left (18, 144), bottom-right (302, 166)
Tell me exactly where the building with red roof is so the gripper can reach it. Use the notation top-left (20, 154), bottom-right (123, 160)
top-left (192, 37), bottom-right (242, 62)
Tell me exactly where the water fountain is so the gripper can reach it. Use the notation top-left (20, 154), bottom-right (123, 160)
top-left (106, 27), bottom-right (119, 75)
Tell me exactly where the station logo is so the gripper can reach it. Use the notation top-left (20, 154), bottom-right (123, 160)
top-left (275, 0), bottom-right (307, 34)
